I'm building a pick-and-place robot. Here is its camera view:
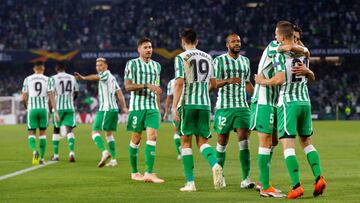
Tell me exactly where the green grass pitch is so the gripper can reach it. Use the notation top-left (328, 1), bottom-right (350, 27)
top-left (0, 121), bottom-right (360, 202)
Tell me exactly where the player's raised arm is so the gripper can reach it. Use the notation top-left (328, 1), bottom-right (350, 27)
top-left (74, 72), bottom-right (100, 81)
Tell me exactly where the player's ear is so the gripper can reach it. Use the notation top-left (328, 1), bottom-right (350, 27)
top-left (195, 40), bottom-right (199, 46)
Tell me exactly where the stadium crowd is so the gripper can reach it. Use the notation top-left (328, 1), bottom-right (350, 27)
top-left (0, 0), bottom-right (358, 50)
top-left (1, 61), bottom-right (359, 119)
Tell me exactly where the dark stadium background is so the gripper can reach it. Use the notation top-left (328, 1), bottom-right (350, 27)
top-left (0, 0), bottom-right (359, 121)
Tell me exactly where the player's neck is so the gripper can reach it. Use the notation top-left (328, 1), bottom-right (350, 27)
top-left (282, 39), bottom-right (294, 46)
top-left (34, 71), bottom-right (43, 74)
top-left (228, 52), bottom-right (239, 59)
top-left (184, 44), bottom-right (196, 50)
top-left (140, 56), bottom-right (151, 63)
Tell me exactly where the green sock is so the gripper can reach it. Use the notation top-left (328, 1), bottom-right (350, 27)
top-left (269, 146), bottom-right (275, 163)
top-left (304, 145), bottom-right (321, 180)
top-left (52, 134), bottom-right (60, 155)
top-left (39, 135), bottom-right (47, 159)
top-left (92, 133), bottom-right (105, 151)
top-left (28, 135), bottom-right (36, 151)
top-left (106, 135), bottom-right (116, 159)
top-left (284, 148), bottom-right (300, 187)
top-left (67, 132), bottom-right (75, 152)
top-left (129, 142), bottom-right (139, 173)
top-left (239, 140), bottom-right (250, 180)
top-left (216, 143), bottom-right (226, 169)
top-left (258, 147), bottom-right (271, 190)
top-left (200, 144), bottom-right (218, 168)
top-left (181, 148), bottom-right (194, 182)
top-left (145, 141), bottom-right (156, 173)
top-left (173, 134), bottom-right (181, 155)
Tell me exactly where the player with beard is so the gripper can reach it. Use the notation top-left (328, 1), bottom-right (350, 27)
top-left (213, 33), bottom-right (255, 189)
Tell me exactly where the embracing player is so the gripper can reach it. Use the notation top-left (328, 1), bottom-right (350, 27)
top-left (255, 21), bottom-right (326, 199)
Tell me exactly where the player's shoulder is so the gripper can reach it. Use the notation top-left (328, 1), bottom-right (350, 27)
top-left (267, 40), bottom-right (280, 48)
top-left (214, 53), bottom-right (227, 61)
top-left (240, 54), bottom-right (250, 61)
top-left (126, 58), bottom-right (139, 65)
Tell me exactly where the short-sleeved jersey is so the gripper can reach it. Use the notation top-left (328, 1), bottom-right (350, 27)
top-left (274, 50), bottom-right (310, 106)
top-left (124, 58), bottom-right (161, 111)
top-left (251, 40), bottom-right (281, 106)
top-left (22, 74), bottom-right (49, 110)
top-left (167, 78), bottom-right (175, 96)
top-left (214, 53), bottom-right (251, 109)
top-left (97, 70), bottom-right (121, 111)
top-left (48, 72), bottom-right (79, 111)
top-left (174, 48), bottom-right (215, 110)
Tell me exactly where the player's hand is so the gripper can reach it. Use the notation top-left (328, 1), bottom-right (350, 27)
top-left (172, 107), bottom-right (179, 122)
top-left (254, 74), bottom-right (265, 85)
top-left (148, 84), bottom-right (162, 95)
top-left (292, 62), bottom-right (310, 76)
top-left (228, 77), bottom-right (241, 84)
top-left (74, 72), bottom-right (84, 80)
top-left (54, 112), bottom-right (59, 123)
top-left (163, 112), bottom-right (169, 121)
top-left (122, 107), bottom-right (129, 114)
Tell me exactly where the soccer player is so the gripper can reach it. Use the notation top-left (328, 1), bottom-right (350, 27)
top-left (172, 28), bottom-right (224, 192)
top-left (213, 33), bottom-right (255, 189)
top-left (250, 22), bottom-right (310, 197)
top-left (74, 57), bottom-right (128, 167)
top-left (124, 37), bottom-right (164, 183)
top-left (22, 61), bottom-right (58, 165)
top-left (48, 62), bottom-right (79, 162)
top-left (255, 21), bottom-right (326, 199)
top-left (163, 78), bottom-right (182, 160)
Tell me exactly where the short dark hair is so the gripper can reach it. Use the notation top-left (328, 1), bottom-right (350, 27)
top-left (34, 61), bottom-right (44, 67)
top-left (293, 24), bottom-right (302, 36)
top-left (226, 33), bottom-right (240, 43)
top-left (180, 28), bottom-right (197, 44)
top-left (56, 61), bottom-right (66, 70)
top-left (276, 20), bottom-right (294, 39)
top-left (137, 37), bottom-right (152, 47)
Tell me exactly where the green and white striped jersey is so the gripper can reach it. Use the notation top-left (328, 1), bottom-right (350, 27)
top-left (22, 74), bottom-right (49, 110)
top-left (48, 72), bottom-right (79, 111)
top-left (124, 58), bottom-right (161, 111)
top-left (167, 78), bottom-right (175, 96)
top-left (97, 70), bottom-right (121, 111)
top-left (214, 53), bottom-right (251, 109)
top-left (174, 48), bottom-right (215, 110)
top-left (251, 40), bottom-right (280, 106)
top-left (274, 50), bottom-right (310, 106)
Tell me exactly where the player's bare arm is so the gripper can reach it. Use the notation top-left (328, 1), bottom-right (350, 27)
top-left (116, 89), bottom-right (128, 114)
top-left (208, 78), bottom-right (217, 92)
top-left (48, 91), bottom-right (59, 122)
top-left (21, 92), bottom-right (28, 110)
top-left (292, 62), bottom-right (315, 81)
top-left (245, 81), bottom-right (254, 95)
top-left (216, 77), bottom-right (241, 88)
top-left (124, 80), bottom-right (162, 94)
top-left (74, 72), bottom-right (100, 81)
top-left (163, 95), bottom-right (172, 121)
top-left (171, 78), bottom-right (183, 122)
top-left (254, 72), bottom-right (285, 86)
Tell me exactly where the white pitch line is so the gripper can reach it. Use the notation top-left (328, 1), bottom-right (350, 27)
top-left (0, 161), bottom-right (57, 181)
